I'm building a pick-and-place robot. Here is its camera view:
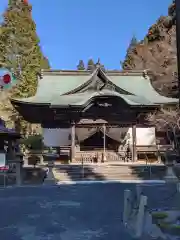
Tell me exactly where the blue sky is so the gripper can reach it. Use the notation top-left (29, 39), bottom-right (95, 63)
top-left (0, 0), bottom-right (172, 69)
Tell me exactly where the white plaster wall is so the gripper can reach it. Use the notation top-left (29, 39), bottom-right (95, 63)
top-left (42, 128), bottom-right (71, 147)
top-left (0, 153), bottom-right (6, 166)
top-left (127, 127), bottom-right (156, 146)
top-left (42, 127), bottom-right (156, 147)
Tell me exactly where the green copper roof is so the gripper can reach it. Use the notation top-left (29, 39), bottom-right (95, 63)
top-left (36, 73), bottom-right (91, 97)
top-left (108, 74), bottom-right (178, 104)
top-left (11, 68), bottom-right (178, 107)
top-left (12, 90), bottom-right (155, 107)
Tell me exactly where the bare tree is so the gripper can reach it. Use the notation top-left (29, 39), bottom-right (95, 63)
top-left (122, 24), bottom-right (177, 97)
top-left (147, 107), bottom-right (180, 151)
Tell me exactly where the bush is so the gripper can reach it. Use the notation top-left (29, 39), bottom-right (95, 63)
top-left (21, 135), bottom-right (44, 151)
top-left (152, 212), bottom-right (168, 219)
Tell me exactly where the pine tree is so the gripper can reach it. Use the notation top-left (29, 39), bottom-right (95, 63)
top-left (0, 0), bottom-right (50, 134)
top-left (77, 60), bottom-right (85, 70)
top-left (87, 59), bottom-right (95, 71)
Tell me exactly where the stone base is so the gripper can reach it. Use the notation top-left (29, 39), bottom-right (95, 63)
top-left (43, 167), bottom-right (56, 185)
top-left (164, 166), bottom-right (178, 182)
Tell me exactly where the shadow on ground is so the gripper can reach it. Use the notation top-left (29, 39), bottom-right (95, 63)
top-left (0, 167), bottom-right (46, 186)
top-left (129, 165), bottom-right (166, 180)
top-left (130, 165), bottom-right (180, 180)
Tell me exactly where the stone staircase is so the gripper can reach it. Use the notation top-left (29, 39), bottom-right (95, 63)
top-left (52, 164), bottom-right (166, 182)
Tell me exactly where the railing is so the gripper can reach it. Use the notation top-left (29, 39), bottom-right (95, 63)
top-left (75, 151), bottom-right (98, 163)
top-left (107, 150), bottom-right (132, 162)
top-left (75, 150), bottom-right (130, 163)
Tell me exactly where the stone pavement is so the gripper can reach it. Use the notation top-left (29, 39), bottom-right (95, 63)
top-left (0, 183), bottom-right (178, 239)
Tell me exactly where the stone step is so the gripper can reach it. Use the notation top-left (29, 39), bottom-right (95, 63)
top-left (52, 172), bottom-right (141, 181)
top-left (53, 172), bottom-right (133, 177)
top-left (52, 167), bottom-right (156, 181)
top-left (53, 168), bottom-right (148, 174)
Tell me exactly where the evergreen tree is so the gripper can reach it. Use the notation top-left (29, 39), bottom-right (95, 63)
top-left (128, 35), bottom-right (138, 53)
top-left (121, 35), bottom-right (138, 69)
top-left (87, 59), bottom-right (95, 71)
top-left (0, 0), bottom-right (50, 97)
top-left (42, 56), bottom-right (50, 69)
top-left (0, 0), bottom-right (50, 134)
top-left (77, 60), bottom-right (85, 70)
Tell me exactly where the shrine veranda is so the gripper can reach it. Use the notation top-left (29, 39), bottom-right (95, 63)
top-left (11, 67), bottom-right (178, 163)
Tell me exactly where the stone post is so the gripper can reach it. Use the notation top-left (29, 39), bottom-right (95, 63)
top-left (177, 182), bottom-right (180, 192)
top-left (43, 153), bottom-right (58, 184)
top-left (15, 153), bottom-right (23, 186)
top-left (44, 160), bottom-right (54, 184)
top-left (136, 184), bottom-right (143, 204)
top-left (135, 195), bottom-right (147, 238)
top-left (39, 154), bottom-right (44, 165)
top-left (123, 189), bottom-right (131, 225)
top-left (16, 160), bottom-right (22, 186)
top-left (164, 161), bottom-right (178, 182)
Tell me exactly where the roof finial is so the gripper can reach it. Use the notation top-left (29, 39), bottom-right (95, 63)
top-left (95, 58), bottom-right (101, 68)
top-left (143, 69), bottom-right (148, 79)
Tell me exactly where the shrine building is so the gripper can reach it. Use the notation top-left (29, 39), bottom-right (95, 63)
top-left (11, 65), bottom-right (178, 163)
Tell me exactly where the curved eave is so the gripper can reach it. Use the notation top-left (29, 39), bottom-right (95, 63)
top-left (11, 98), bottom-right (51, 107)
top-left (154, 99), bottom-right (179, 105)
top-left (11, 92), bottom-right (160, 110)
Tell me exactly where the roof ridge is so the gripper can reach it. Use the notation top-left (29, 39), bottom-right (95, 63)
top-left (42, 69), bottom-right (146, 77)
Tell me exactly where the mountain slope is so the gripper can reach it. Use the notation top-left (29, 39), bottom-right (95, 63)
top-left (122, 1), bottom-right (177, 98)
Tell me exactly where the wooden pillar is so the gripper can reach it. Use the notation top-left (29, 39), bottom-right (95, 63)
top-left (132, 125), bottom-right (137, 161)
top-left (71, 123), bottom-right (75, 162)
top-left (103, 124), bottom-right (106, 162)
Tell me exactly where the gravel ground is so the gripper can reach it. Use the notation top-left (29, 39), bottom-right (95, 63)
top-left (0, 183), bottom-right (178, 240)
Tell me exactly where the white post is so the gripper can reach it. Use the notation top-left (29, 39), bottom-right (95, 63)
top-left (123, 189), bottom-right (131, 225)
top-left (135, 195), bottom-right (147, 238)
